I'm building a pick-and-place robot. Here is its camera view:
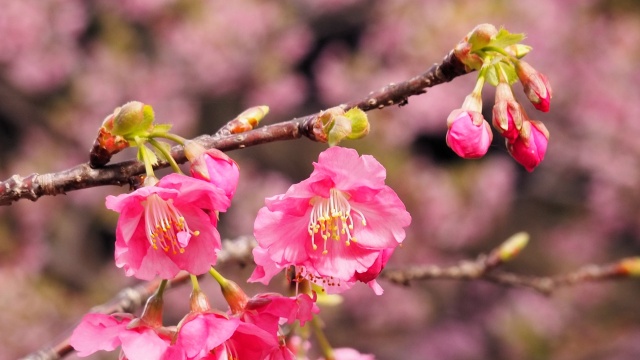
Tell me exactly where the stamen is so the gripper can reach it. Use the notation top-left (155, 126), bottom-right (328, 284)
top-left (142, 194), bottom-right (198, 254)
top-left (307, 188), bottom-right (367, 255)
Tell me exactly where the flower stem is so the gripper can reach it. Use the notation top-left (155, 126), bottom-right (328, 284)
top-left (150, 132), bottom-right (188, 145)
top-left (209, 267), bottom-right (228, 287)
top-left (148, 138), bottom-right (183, 174)
top-left (134, 137), bottom-right (155, 178)
top-left (311, 315), bottom-right (334, 360)
top-left (190, 274), bottom-right (200, 291)
top-left (156, 279), bottom-right (169, 298)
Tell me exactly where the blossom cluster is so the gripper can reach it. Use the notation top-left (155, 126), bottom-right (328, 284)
top-left (71, 104), bottom-right (407, 359)
top-left (445, 24), bottom-right (553, 172)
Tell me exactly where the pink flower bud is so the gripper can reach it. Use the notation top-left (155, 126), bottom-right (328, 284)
top-left (185, 140), bottom-right (239, 201)
top-left (515, 61), bottom-right (553, 112)
top-left (506, 120), bottom-right (549, 171)
top-left (492, 82), bottom-right (524, 142)
top-left (446, 109), bottom-right (493, 159)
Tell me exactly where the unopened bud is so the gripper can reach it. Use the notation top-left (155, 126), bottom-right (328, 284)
top-left (232, 105), bottom-right (269, 134)
top-left (467, 23), bottom-right (498, 50)
top-left (515, 61), bottom-right (553, 112)
top-left (454, 24), bottom-right (498, 71)
top-left (506, 120), bottom-right (549, 172)
top-left (111, 101), bottom-right (155, 136)
top-left (185, 140), bottom-right (239, 200)
top-left (316, 106), bottom-right (370, 146)
top-left (618, 257), bottom-right (640, 276)
top-left (492, 82), bottom-right (524, 142)
top-left (497, 232), bottom-right (529, 262)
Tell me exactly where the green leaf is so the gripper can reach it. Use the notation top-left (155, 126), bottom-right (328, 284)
top-left (485, 66), bottom-right (499, 87)
top-left (151, 123), bottom-right (173, 135)
top-left (498, 62), bottom-right (519, 85)
top-left (488, 28), bottom-right (526, 49)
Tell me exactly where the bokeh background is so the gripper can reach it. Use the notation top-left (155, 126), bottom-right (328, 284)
top-left (2, 0), bottom-right (640, 359)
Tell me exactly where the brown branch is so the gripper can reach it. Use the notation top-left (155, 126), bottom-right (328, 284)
top-left (380, 252), bottom-right (634, 295)
top-left (0, 51), bottom-right (467, 206)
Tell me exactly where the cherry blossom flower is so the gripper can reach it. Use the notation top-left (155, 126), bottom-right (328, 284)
top-left (250, 146), bottom-right (411, 293)
top-left (172, 311), bottom-right (241, 360)
top-left (105, 173), bottom-right (230, 279)
top-left (69, 313), bottom-right (173, 359)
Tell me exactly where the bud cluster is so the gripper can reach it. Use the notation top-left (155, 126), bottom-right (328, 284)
top-left (448, 24), bottom-right (553, 172)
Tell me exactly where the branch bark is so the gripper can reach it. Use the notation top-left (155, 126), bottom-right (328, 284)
top-left (0, 51), bottom-right (467, 206)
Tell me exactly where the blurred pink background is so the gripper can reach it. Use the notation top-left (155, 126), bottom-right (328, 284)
top-left (2, 0), bottom-right (640, 359)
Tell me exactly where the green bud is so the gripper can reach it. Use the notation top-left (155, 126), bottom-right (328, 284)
top-left (498, 232), bottom-right (529, 262)
top-left (506, 44), bottom-right (532, 59)
top-left (619, 257), bottom-right (640, 277)
top-left (111, 101), bottom-right (155, 136)
top-left (344, 108), bottom-right (370, 140)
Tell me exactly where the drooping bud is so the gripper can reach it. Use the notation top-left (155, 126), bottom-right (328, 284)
top-left (185, 140), bottom-right (239, 200)
top-left (445, 108), bottom-right (493, 159)
top-left (492, 81), bottom-right (524, 142)
top-left (506, 120), bottom-right (549, 171)
top-left (110, 101), bottom-right (155, 136)
top-left (515, 61), bottom-right (553, 112)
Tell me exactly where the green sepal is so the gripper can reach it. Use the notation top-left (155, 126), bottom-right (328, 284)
top-left (486, 62), bottom-right (518, 87)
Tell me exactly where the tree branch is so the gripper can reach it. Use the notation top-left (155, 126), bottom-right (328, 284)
top-left (0, 51), bottom-right (467, 206)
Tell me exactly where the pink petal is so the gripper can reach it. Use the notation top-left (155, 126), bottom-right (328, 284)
top-left (69, 313), bottom-right (131, 357)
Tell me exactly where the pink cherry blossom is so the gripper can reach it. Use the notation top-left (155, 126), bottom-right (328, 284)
top-left (320, 348), bottom-right (375, 360)
top-left (445, 109), bottom-right (493, 159)
top-left (105, 173), bottom-right (230, 279)
top-left (69, 313), bottom-right (173, 359)
top-left (173, 312), bottom-right (240, 360)
top-left (506, 120), bottom-right (549, 172)
top-left (250, 146), bottom-right (411, 294)
top-left (240, 292), bottom-right (318, 337)
top-left (187, 144), bottom-right (240, 201)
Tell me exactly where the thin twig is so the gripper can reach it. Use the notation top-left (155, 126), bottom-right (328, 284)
top-left (0, 51), bottom-right (467, 206)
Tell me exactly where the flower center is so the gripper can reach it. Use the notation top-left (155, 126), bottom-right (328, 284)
top-left (308, 188), bottom-right (366, 255)
top-left (143, 194), bottom-right (199, 254)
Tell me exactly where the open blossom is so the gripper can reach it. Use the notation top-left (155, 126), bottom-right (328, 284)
top-left (105, 173), bottom-right (230, 279)
top-left (445, 109), bottom-right (493, 159)
top-left (69, 313), bottom-right (173, 359)
top-left (250, 146), bottom-right (411, 293)
top-left (506, 120), bottom-right (549, 172)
